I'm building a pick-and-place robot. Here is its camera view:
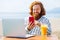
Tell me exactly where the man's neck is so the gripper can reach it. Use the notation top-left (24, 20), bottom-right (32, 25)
top-left (35, 15), bottom-right (42, 20)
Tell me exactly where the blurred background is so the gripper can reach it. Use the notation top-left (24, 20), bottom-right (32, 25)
top-left (0, 0), bottom-right (60, 40)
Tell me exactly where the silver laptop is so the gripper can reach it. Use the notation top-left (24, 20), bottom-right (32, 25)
top-left (2, 18), bottom-right (34, 38)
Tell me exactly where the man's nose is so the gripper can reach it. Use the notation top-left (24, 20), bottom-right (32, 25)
top-left (34, 10), bottom-right (37, 13)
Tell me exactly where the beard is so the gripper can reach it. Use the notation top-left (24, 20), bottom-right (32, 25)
top-left (33, 13), bottom-right (42, 20)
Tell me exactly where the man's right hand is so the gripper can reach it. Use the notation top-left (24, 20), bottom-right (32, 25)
top-left (27, 22), bottom-right (35, 31)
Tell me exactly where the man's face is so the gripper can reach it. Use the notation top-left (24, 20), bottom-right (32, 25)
top-left (33, 5), bottom-right (41, 19)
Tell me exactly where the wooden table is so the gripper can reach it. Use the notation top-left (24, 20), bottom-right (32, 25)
top-left (3, 35), bottom-right (58, 40)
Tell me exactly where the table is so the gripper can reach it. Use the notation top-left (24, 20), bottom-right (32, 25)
top-left (3, 35), bottom-right (58, 40)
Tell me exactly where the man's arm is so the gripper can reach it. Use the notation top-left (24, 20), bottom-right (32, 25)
top-left (45, 18), bottom-right (52, 35)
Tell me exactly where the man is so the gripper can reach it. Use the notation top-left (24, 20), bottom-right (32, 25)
top-left (25, 1), bottom-right (51, 35)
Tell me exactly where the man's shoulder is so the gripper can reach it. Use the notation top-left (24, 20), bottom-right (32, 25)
top-left (41, 16), bottom-right (49, 20)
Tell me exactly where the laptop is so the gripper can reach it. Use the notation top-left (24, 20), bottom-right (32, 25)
top-left (2, 18), bottom-right (34, 38)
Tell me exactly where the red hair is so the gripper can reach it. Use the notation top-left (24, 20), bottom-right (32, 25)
top-left (29, 1), bottom-right (46, 17)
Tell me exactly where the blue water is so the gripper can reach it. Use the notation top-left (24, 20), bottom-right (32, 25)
top-left (46, 13), bottom-right (60, 18)
top-left (0, 12), bottom-right (60, 19)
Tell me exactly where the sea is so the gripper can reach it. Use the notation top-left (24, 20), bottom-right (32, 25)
top-left (0, 12), bottom-right (60, 19)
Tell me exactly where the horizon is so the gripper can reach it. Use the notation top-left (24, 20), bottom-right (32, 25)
top-left (0, 12), bottom-right (60, 19)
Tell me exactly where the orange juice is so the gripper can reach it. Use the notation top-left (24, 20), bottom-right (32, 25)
top-left (41, 24), bottom-right (47, 36)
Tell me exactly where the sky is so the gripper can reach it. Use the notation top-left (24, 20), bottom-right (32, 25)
top-left (0, 0), bottom-right (60, 12)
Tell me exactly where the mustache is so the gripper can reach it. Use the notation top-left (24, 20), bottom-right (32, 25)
top-left (34, 12), bottom-right (39, 13)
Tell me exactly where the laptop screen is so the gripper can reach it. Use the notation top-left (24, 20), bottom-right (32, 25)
top-left (2, 18), bottom-right (26, 36)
